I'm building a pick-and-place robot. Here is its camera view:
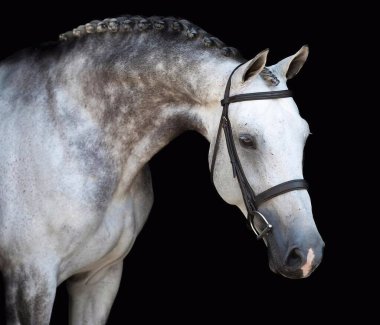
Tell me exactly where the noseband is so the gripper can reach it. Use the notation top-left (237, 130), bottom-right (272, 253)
top-left (210, 63), bottom-right (308, 240)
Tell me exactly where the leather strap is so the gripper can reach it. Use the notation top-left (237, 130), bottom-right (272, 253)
top-left (221, 90), bottom-right (292, 105)
top-left (210, 114), bottom-right (224, 183)
top-left (210, 63), bottom-right (242, 182)
top-left (255, 179), bottom-right (308, 207)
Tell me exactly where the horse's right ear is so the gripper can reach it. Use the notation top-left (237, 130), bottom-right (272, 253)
top-left (235, 49), bottom-right (269, 83)
top-left (273, 45), bottom-right (309, 80)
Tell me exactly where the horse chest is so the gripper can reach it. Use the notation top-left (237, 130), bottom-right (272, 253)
top-left (57, 166), bottom-right (153, 282)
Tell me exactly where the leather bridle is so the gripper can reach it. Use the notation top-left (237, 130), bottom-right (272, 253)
top-left (210, 63), bottom-right (308, 240)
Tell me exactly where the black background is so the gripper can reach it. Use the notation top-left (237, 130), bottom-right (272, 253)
top-left (0, 1), bottom-right (361, 324)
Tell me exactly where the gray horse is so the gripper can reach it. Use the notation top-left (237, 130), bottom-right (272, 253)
top-left (0, 16), bottom-right (324, 324)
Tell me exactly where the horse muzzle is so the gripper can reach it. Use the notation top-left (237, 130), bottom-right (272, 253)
top-left (269, 236), bottom-right (325, 279)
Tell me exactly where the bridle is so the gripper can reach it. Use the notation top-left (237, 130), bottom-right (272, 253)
top-left (210, 63), bottom-right (308, 241)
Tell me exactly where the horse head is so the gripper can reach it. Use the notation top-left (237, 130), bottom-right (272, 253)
top-left (210, 46), bottom-right (324, 279)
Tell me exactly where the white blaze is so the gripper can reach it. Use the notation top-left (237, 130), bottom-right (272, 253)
top-left (301, 248), bottom-right (315, 277)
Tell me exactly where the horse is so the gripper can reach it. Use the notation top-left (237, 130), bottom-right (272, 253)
top-left (0, 15), bottom-right (324, 324)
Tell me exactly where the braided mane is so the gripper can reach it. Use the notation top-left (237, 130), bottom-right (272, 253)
top-left (59, 15), bottom-right (240, 58)
top-left (260, 67), bottom-right (280, 86)
top-left (59, 15), bottom-right (280, 85)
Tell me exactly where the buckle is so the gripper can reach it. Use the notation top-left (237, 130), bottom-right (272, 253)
top-left (247, 211), bottom-right (272, 240)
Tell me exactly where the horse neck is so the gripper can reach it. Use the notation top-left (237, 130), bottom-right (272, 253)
top-left (59, 38), bottom-right (240, 183)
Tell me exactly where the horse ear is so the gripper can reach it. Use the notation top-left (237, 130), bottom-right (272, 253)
top-left (274, 45), bottom-right (309, 80)
top-left (238, 49), bottom-right (269, 82)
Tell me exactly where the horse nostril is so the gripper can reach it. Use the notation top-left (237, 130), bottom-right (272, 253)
top-left (285, 248), bottom-right (303, 268)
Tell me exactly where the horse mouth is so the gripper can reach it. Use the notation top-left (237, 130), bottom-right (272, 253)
top-left (268, 256), bottom-right (303, 279)
top-left (268, 249), bottom-right (318, 279)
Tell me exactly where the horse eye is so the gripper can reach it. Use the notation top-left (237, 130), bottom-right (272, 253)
top-left (239, 134), bottom-right (257, 149)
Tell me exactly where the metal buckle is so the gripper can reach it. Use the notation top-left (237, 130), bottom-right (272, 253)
top-left (247, 211), bottom-right (273, 240)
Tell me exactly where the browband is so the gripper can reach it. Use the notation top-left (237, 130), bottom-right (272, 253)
top-left (221, 90), bottom-right (292, 106)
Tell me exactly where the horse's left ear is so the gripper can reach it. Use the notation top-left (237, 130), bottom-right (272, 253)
top-left (235, 49), bottom-right (269, 82)
top-left (274, 45), bottom-right (309, 80)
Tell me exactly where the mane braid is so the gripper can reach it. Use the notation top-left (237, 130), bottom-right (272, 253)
top-left (59, 15), bottom-right (240, 58)
top-left (260, 67), bottom-right (280, 86)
